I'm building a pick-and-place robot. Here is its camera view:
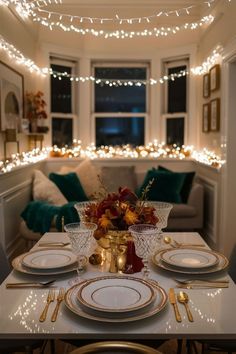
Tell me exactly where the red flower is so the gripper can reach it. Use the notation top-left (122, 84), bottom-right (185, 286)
top-left (85, 187), bottom-right (158, 239)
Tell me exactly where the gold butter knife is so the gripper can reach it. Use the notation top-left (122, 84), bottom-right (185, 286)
top-left (39, 289), bottom-right (55, 322)
top-left (169, 288), bottom-right (182, 322)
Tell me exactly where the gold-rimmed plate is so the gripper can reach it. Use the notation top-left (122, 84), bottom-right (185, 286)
top-left (65, 279), bottom-right (168, 323)
top-left (152, 248), bottom-right (229, 275)
top-left (160, 248), bottom-right (219, 269)
top-left (22, 248), bottom-right (77, 270)
top-left (12, 250), bottom-right (80, 276)
top-left (77, 276), bottom-right (156, 313)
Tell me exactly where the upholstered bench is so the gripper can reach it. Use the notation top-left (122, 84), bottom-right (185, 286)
top-left (19, 159), bottom-right (204, 247)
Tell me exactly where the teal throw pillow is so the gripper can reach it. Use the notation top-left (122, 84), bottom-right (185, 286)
top-left (49, 172), bottom-right (88, 202)
top-left (137, 169), bottom-right (185, 203)
top-left (158, 166), bottom-right (195, 203)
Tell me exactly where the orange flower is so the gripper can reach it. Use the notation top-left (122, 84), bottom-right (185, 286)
top-left (99, 214), bottom-right (114, 230)
top-left (124, 209), bottom-right (139, 225)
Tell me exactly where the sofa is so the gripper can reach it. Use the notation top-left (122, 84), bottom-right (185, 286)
top-left (19, 159), bottom-right (204, 245)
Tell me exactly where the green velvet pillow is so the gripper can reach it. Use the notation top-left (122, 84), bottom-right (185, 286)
top-left (158, 166), bottom-right (195, 203)
top-left (137, 169), bottom-right (185, 203)
top-left (49, 172), bottom-right (88, 202)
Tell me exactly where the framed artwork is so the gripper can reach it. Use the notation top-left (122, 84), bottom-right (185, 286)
top-left (210, 98), bottom-right (220, 131)
top-left (203, 73), bottom-right (210, 98)
top-left (202, 103), bottom-right (210, 132)
top-left (0, 61), bottom-right (24, 132)
top-left (210, 64), bottom-right (220, 92)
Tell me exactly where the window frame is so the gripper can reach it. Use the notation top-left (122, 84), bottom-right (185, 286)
top-left (162, 58), bottom-right (189, 145)
top-left (91, 61), bottom-right (150, 146)
top-left (50, 56), bottom-right (78, 146)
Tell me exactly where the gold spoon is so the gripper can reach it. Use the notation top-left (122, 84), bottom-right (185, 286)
top-left (177, 292), bottom-right (194, 322)
top-left (163, 236), bottom-right (175, 247)
top-left (164, 236), bottom-right (204, 248)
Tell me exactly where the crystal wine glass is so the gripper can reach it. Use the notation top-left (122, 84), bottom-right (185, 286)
top-left (149, 201), bottom-right (173, 242)
top-left (64, 222), bottom-right (97, 285)
top-left (128, 224), bottom-right (158, 279)
top-left (74, 201), bottom-right (96, 223)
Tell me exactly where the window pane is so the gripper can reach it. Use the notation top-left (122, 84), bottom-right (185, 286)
top-left (166, 117), bottom-right (184, 146)
top-left (51, 64), bottom-right (72, 113)
top-left (95, 68), bottom-right (146, 112)
top-left (96, 117), bottom-right (144, 147)
top-left (168, 65), bottom-right (186, 113)
top-left (52, 117), bottom-right (73, 147)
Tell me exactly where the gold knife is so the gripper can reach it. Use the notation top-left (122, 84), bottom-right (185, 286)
top-left (169, 288), bottom-right (182, 322)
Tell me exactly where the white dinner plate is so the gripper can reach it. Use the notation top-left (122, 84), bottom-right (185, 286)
top-left (65, 278), bottom-right (168, 323)
top-left (152, 248), bottom-right (229, 275)
top-left (22, 249), bottom-right (77, 270)
top-left (77, 276), bottom-right (155, 313)
top-left (12, 249), bottom-right (79, 276)
top-left (160, 248), bottom-right (219, 269)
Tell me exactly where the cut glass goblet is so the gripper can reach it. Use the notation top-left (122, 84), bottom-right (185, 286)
top-left (128, 224), bottom-right (158, 279)
top-left (64, 222), bottom-right (97, 285)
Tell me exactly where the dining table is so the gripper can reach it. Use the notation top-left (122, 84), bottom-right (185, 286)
top-left (0, 231), bottom-right (236, 341)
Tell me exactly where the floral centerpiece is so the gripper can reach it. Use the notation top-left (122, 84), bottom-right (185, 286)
top-left (84, 185), bottom-right (158, 240)
top-left (25, 91), bottom-right (48, 133)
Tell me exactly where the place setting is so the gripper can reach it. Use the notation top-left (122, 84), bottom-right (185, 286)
top-left (64, 275), bottom-right (168, 323)
top-left (11, 247), bottom-right (79, 276)
top-left (152, 246), bottom-right (229, 276)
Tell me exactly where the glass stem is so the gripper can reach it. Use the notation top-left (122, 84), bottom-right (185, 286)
top-left (142, 259), bottom-right (150, 279)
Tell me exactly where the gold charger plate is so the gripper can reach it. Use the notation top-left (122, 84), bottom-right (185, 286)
top-left (152, 248), bottom-right (229, 275)
top-left (65, 278), bottom-right (168, 323)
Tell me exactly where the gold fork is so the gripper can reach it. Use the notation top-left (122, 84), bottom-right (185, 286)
top-left (51, 288), bottom-right (65, 322)
top-left (39, 289), bottom-right (55, 322)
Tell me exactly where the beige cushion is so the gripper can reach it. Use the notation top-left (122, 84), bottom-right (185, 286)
top-left (33, 170), bottom-right (67, 206)
top-left (101, 166), bottom-right (137, 193)
top-left (170, 204), bottom-right (196, 218)
top-left (74, 159), bottom-right (103, 199)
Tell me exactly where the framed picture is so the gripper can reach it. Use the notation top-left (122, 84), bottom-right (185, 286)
top-left (210, 64), bottom-right (220, 92)
top-left (203, 73), bottom-right (210, 98)
top-left (0, 61), bottom-right (24, 132)
top-left (202, 103), bottom-right (210, 132)
top-left (210, 98), bottom-right (220, 131)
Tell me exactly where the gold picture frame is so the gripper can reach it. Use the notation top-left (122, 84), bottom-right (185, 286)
top-left (0, 61), bottom-right (24, 132)
top-left (203, 73), bottom-right (210, 98)
top-left (202, 103), bottom-right (210, 132)
top-left (210, 64), bottom-right (220, 92)
top-left (210, 98), bottom-right (220, 131)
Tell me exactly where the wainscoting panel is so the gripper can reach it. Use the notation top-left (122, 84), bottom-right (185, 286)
top-left (197, 175), bottom-right (218, 245)
top-left (0, 180), bottom-right (32, 256)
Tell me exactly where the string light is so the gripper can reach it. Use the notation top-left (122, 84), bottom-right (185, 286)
top-left (9, 0), bottom-right (216, 25)
top-left (191, 44), bottom-right (223, 75)
top-left (1, 35), bottom-right (222, 86)
top-left (30, 15), bottom-right (214, 38)
top-left (0, 141), bottom-right (225, 174)
top-left (48, 67), bottom-right (188, 86)
top-left (0, 35), bottom-right (47, 75)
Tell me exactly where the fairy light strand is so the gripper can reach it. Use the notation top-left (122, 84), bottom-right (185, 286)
top-left (31, 14), bottom-right (214, 38)
top-left (0, 141), bottom-right (225, 174)
top-left (8, 0), bottom-right (216, 25)
top-left (0, 35), bottom-right (222, 85)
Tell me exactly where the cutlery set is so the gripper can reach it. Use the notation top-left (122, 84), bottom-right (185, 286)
top-left (169, 288), bottom-right (194, 322)
top-left (39, 288), bottom-right (65, 322)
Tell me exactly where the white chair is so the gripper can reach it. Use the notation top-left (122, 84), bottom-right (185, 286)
top-left (69, 341), bottom-right (163, 354)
